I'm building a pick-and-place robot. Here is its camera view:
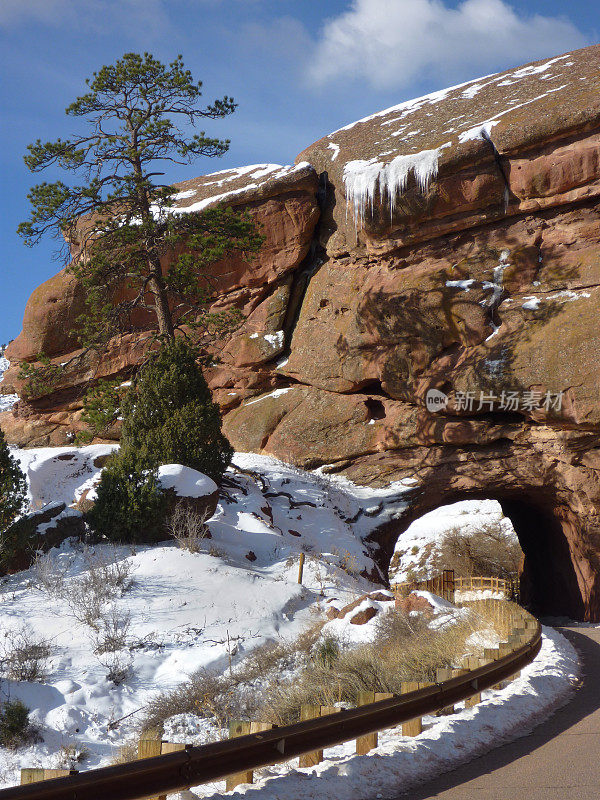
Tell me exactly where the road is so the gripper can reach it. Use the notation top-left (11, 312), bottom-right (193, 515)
top-left (396, 626), bottom-right (600, 800)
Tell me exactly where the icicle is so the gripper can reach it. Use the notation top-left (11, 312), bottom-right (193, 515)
top-left (343, 149), bottom-right (440, 227)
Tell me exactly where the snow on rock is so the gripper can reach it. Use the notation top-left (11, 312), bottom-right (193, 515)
top-left (170, 162), bottom-right (314, 216)
top-left (0, 355), bottom-right (18, 412)
top-left (13, 444), bottom-right (118, 510)
top-left (445, 279), bottom-right (476, 291)
top-left (157, 465), bottom-right (218, 499)
top-left (244, 388), bottom-right (293, 407)
top-left (522, 289), bottom-right (591, 311)
top-left (327, 143), bottom-right (340, 161)
top-left (458, 119), bottom-right (501, 143)
top-left (414, 590), bottom-right (456, 612)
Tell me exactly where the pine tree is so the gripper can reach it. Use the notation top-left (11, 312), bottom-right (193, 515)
top-left (87, 450), bottom-right (165, 544)
top-left (0, 432), bottom-right (28, 533)
top-left (87, 339), bottom-right (231, 542)
top-left (17, 52), bottom-right (262, 394)
top-left (120, 338), bottom-right (232, 481)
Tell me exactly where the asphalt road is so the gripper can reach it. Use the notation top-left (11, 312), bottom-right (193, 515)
top-left (396, 626), bottom-right (600, 800)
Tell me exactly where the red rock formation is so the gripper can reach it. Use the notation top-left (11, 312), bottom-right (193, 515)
top-left (3, 45), bottom-right (600, 618)
top-left (1, 163), bottom-right (320, 444)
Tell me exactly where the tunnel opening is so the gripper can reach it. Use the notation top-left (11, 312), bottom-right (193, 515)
top-left (379, 490), bottom-right (586, 621)
top-left (499, 497), bottom-right (585, 619)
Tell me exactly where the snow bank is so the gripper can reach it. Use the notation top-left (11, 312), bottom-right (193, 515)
top-left (197, 627), bottom-right (579, 799)
top-left (0, 448), bottom-right (405, 786)
top-left (390, 499), bottom-right (518, 583)
top-left (14, 444), bottom-right (118, 509)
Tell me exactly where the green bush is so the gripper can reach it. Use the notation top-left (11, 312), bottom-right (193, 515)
top-left (87, 452), bottom-right (165, 544)
top-left (120, 339), bottom-right (232, 482)
top-left (0, 699), bottom-right (37, 748)
top-left (0, 431), bottom-right (27, 533)
top-left (88, 339), bottom-right (231, 543)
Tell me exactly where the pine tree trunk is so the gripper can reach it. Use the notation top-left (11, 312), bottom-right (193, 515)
top-left (148, 269), bottom-right (175, 339)
top-left (130, 144), bottom-right (176, 340)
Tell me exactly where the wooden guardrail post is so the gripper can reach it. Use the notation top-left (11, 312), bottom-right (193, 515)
top-left (462, 656), bottom-right (482, 707)
top-left (297, 552), bottom-right (305, 584)
top-left (138, 737), bottom-right (190, 800)
top-left (225, 722), bottom-right (275, 789)
top-left (484, 647), bottom-right (504, 690)
top-left (21, 770), bottom-right (76, 784)
top-left (356, 692), bottom-right (376, 754)
top-left (226, 721), bottom-right (253, 790)
top-left (137, 727), bottom-right (166, 800)
top-left (297, 705), bottom-right (341, 767)
top-left (355, 692), bottom-right (393, 753)
top-left (435, 668), bottom-right (455, 714)
top-left (400, 682), bottom-right (432, 736)
top-left (299, 705), bottom-right (323, 767)
top-left (157, 744), bottom-right (188, 800)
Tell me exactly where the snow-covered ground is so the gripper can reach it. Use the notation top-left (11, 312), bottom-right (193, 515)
top-left (197, 627), bottom-right (578, 800)
top-left (0, 447), bottom-right (413, 786)
top-left (389, 499), bottom-right (519, 584)
top-left (0, 437), bottom-right (580, 795)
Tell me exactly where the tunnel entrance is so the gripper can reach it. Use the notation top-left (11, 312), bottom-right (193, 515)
top-left (381, 490), bottom-right (587, 621)
top-left (499, 498), bottom-right (585, 619)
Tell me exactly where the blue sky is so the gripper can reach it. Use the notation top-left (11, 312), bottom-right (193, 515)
top-left (1, 0), bottom-right (598, 346)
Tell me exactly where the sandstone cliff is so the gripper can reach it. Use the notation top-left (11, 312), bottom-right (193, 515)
top-left (3, 44), bottom-right (600, 618)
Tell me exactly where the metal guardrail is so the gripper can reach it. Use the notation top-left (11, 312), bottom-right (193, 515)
top-left (0, 604), bottom-right (542, 800)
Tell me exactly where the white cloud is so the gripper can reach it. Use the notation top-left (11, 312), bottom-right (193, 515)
top-left (308, 0), bottom-right (588, 89)
top-left (0, 0), bottom-right (170, 39)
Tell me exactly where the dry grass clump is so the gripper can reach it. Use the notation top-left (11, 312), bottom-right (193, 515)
top-left (462, 598), bottom-right (521, 642)
top-left (165, 503), bottom-right (211, 553)
top-left (0, 625), bottom-right (53, 682)
top-left (431, 524), bottom-right (522, 582)
top-left (142, 621), bottom-right (326, 733)
top-left (260, 609), bottom-right (474, 725)
top-left (142, 600), bottom-right (518, 736)
top-left (111, 738), bottom-right (139, 765)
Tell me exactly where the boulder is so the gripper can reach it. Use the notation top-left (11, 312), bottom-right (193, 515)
top-left (157, 464), bottom-right (220, 522)
top-left (395, 593), bottom-right (435, 614)
top-left (2, 503), bottom-right (86, 575)
top-left (349, 605), bottom-right (378, 625)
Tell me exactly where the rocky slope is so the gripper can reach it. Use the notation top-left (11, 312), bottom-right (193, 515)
top-left (3, 44), bottom-right (600, 618)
